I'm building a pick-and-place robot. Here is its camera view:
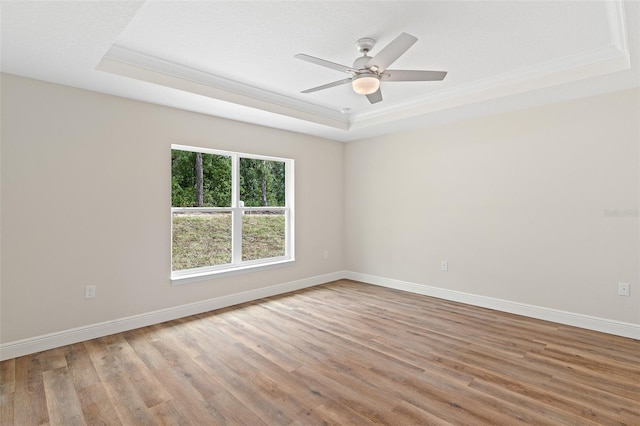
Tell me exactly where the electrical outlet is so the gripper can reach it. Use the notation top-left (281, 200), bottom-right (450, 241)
top-left (441, 261), bottom-right (448, 271)
top-left (618, 282), bottom-right (630, 297)
top-left (85, 285), bottom-right (96, 299)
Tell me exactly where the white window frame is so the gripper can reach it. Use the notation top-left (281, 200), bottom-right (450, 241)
top-left (170, 144), bottom-right (294, 285)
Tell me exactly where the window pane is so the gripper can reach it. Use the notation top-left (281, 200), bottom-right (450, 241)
top-left (242, 211), bottom-right (286, 261)
top-left (171, 150), bottom-right (231, 207)
top-left (172, 211), bottom-right (232, 270)
top-left (239, 158), bottom-right (286, 207)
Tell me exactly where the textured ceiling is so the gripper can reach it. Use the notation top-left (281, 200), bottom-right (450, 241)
top-left (1, 1), bottom-right (638, 141)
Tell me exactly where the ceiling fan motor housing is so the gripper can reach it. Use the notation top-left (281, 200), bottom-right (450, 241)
top-left (353, 55), bottom-right (374, 70)
top-left (355, 38), bottom-right (376, 54)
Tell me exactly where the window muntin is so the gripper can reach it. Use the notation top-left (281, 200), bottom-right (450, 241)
top-left (171, 145), bottom-right (294, 281)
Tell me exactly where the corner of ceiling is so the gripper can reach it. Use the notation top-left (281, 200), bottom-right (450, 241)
top-left (605, 0), bottom-right (630, 54)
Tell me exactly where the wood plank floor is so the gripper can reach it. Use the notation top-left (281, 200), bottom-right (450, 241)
top-left (1, 280), bottom-right (639, 425)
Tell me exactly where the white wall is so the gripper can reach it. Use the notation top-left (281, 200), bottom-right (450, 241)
top-left (0, 74), bottom-right (344, 344)
top-left (345, 89), bottom-right (640, 325)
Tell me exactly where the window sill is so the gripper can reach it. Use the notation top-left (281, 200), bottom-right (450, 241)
top-left (171, 258), bottom-right (295, 286)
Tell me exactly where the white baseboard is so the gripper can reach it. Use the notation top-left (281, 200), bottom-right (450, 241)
top-left (2, 270), bottom-right (637, 360)
top-left (0, 271), bottom-right (344, 361)
top-left (343, 271), bottom-right (640, 340)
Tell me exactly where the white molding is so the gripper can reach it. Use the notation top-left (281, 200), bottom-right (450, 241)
top-left (95, 2), bottom-right (631, 136)
top-left (351, 44), bottom-right (630, 129)
top-left (605, 0), bottom-right (629, 54)
top-left (97, 45), bottom-right (349, 130)
top-left (0, 271), bottom-right (344, 361)
top-left (343, 271), bottom-right (640, 340)
top-left (170, 258), bottom-right (295, 285)
top-left (3, 270), bottom-right (637, 360)
top-left (353, 0), bottom-right (632, 127)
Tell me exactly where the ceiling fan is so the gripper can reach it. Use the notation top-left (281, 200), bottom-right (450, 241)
top-left (295, 32), bottom-right (447, 104)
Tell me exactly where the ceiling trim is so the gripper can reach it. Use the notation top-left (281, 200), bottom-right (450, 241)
top-left (97, 45), bottom-right (350, 130)
top-left (352, 1), bottom-right (630, 129)
top-left (351, 45), bottom-right (630, 130)
top-left (606, 0), bottom-right (629, 52)
top-left (94, 0), bottom-right (630, 136)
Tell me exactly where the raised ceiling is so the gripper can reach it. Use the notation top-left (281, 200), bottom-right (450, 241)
top-left (1, 1), bottom-right (638, 141)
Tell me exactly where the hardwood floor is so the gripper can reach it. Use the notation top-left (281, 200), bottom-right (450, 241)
top-left (1, 280), bottom-right (639, 425)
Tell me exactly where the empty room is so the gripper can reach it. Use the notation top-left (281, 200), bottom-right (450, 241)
top-left (1, 1), bottom-right (638, 424)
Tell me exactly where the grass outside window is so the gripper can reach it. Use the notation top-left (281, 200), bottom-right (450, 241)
top-left (172, 212), bottom-right (286, 271)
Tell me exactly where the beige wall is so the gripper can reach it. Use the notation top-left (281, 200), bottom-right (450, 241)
top-left (2, 73), bottom-right (638, 346)
top-left (0, 74), bottom-right (344, 343)
top-left (345, 89), bottom-right (640, 324)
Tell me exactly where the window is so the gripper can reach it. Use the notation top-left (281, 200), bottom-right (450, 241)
top-left (171, 144), bottom-right (294, 283)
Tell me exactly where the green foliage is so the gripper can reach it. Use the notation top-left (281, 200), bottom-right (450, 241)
top-left (171, 151), bottom-right (196, 207)
top-left (171, 150), bottom-right (232, 207)
top-left (240, 158), bottom-right (286, 207)
top-left (171, 149), bottom-right (285, 208)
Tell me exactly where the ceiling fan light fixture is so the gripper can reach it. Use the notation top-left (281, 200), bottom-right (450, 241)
top-left (352, 73), bottom-right (380, 95)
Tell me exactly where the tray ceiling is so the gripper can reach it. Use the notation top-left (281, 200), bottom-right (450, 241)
top-left (1, 1), bottom-right (638, 141)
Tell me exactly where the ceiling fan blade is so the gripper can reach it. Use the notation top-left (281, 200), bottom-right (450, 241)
top-left (294, 54), bottom-right (356, 74)
top-left (301, 78), bottom-right (352, 94)
top-left (365, 32), bottom-right (418, 72)
top-left (366, 88), bottom-right (383, 104)
top-left (382, 70), bottom-right (447, 81)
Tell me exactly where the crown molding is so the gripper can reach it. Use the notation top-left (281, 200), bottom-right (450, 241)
top-left (351, 44), bottom-right (630, 130)
top-left (606, 0), bottom-right (629, 53)
top-left (353, 0), bottom-right (630, 128)
top-left (97, 45), bottom-right (350, 130)
top-left (352, 0), bottom-right (630, 127)
top-left (96, 1), bottom-right (630, 136)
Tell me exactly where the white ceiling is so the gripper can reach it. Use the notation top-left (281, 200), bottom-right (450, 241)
top-left (1, 1), bottom-right (638, 142)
